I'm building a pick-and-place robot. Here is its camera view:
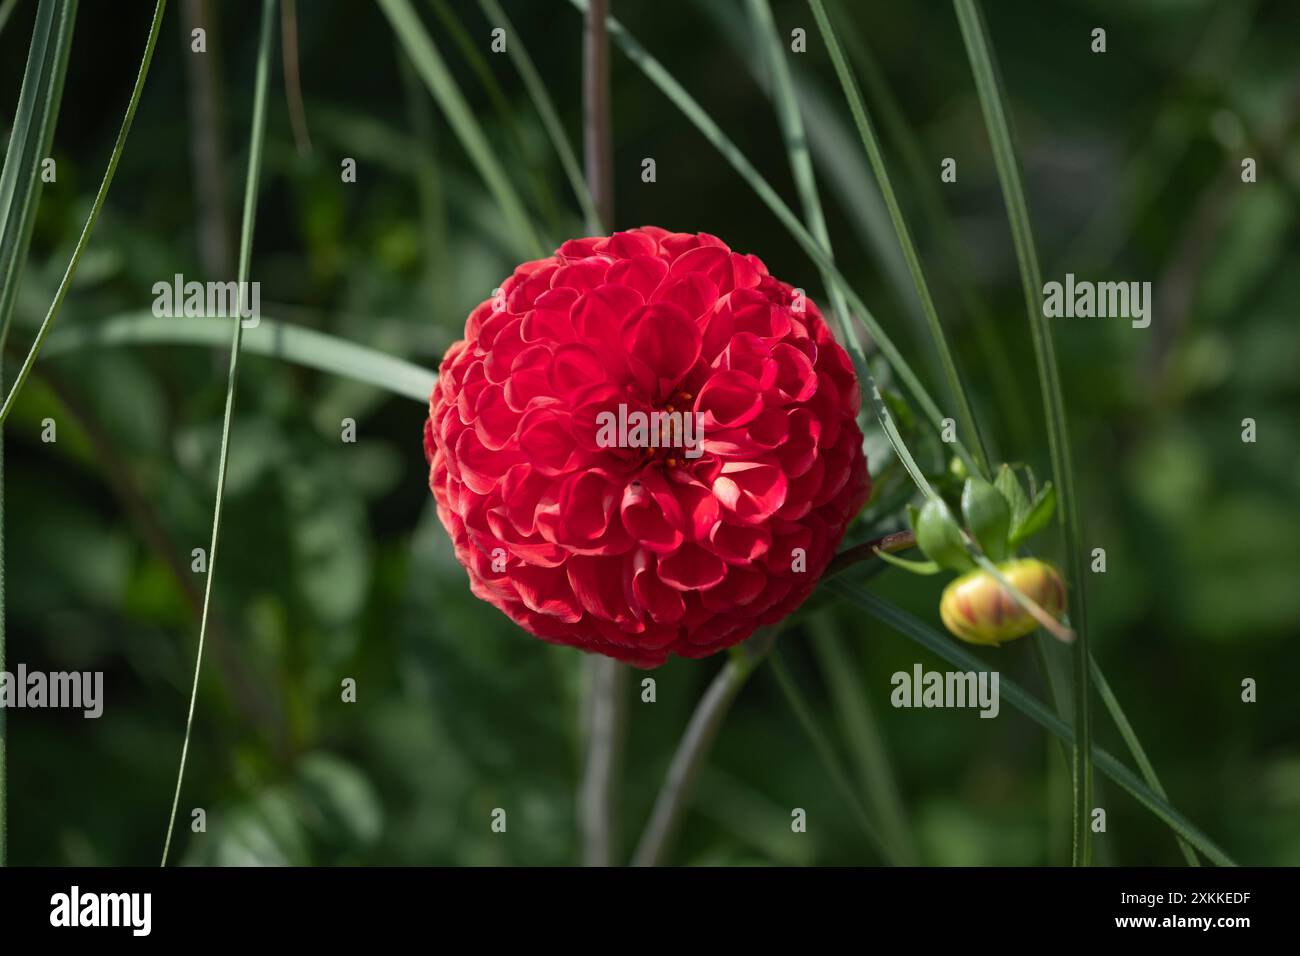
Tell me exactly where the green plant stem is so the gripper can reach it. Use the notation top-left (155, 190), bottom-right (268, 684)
top-left (829, 579), bottom-right (1235, 866)
top-left (808, 0), bottom-right (990, 479)
top-left (161, 0), bottom-right (274, 867)
top-left (0, 0), bottom-right (79, 869)
top-left (953, 0), bottom-right (1093, 865)
top-left (632, 627), bottom-right (777, 866)
top-left (823, 529), bottom-right (915, 578)
top-left (828, 0), bottom-right (1030, 456)
top-left (576, 0), bottom-right (624, 868)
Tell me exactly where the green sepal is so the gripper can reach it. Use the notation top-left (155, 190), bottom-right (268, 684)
top-left (914, 497), bottom-right (975, 573)
top-left (994, 463), bottom-right (1030, 528)
top-left (1009, 482), bottom-right (1056, 545)
top-left (962, 476), bottom-right (1011, 563)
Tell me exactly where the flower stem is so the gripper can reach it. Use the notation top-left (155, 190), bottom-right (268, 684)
top-left (632, 627), bottom-right (777, 866)
top-left (824, 530), bottom-right (916, 578)
top-left (579, 657), bottom-right (626, 865)
top-left (161, 0), bottom-right (272, 867)
top-left (576, 0), bottom-right (625, 867)
top-left (583, 0), bottom-right (613, 232)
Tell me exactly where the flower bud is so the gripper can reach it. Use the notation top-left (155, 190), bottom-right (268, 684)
top-left (939, 558), bottom-right (1066, 646)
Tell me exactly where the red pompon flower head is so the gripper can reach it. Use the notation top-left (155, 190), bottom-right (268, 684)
top-left (424, 227), bottom-right (870, 667)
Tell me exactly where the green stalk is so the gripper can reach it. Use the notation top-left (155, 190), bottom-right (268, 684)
top-left (744, 0), bottom-right (850, 365)
top-left (952, 0), bottom-right (1093, 865)
top-left (828, 579), bottom-right (1235, 866)
top-left (161, 0), bottom-right (274, 867)
top-left (0, 0), bottom-right (167, 427)
top-left (0, 0), bottom-right (78, 868)
top-left (808, 0), bottom-right (990, 478)
top-left (379, 0), bottom-right (545, 259)
top-left (748, 0), bottom-right (913, 866)
top-left (827, 0), bottom-right (1031, 456)
top-left (745, 0), bottom-right (1057, 636)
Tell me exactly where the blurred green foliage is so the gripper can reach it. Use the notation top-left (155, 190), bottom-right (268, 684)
top-left (1, 0), bottom-right (1297, 865)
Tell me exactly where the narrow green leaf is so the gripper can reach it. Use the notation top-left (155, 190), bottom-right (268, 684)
top-left (0, 0), bottom-right (166, 427)
top-left (380, 0), bottom-right (544, 259)
top-left (44, 313), bottom-right (437, 404)
top-left (1091, 658), bottom-right (1199, 866)
top-left (1010, 482), bottom-right (1056, 545)
top-left (953, 0), bottom-right (1094, 866)
top-left (162, 0), bottom-right (271, 868)
top-left (745, 0), bottom-right (936, 519)
top-left (823, 0), bottom-right (1034, 454)
top-left (807, 0), bottom-right (990, 479)
top-left (994, 462), bottom-right (1030, 526)
top-left (0, 0), bottom-right (77, 343)
top-left (826, 579), bottom-right (1236, 867)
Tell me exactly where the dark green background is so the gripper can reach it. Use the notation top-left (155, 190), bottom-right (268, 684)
top-left (2, 0), bottom-right (1297, 865)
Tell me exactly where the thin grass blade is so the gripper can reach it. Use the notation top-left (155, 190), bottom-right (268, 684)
top-left (827, 578), bottom-right (1235, 866)
top-left (952, 0), bottom-right (1093, 865)
top-left (1092, 658), bottom-right (1199, 865)
top-left (808, 0), bottom-right (990, 478)
top-left (161, 0), bottom-right (273, 867)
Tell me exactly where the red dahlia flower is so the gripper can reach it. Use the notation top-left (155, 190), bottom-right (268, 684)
top-left (424, 227), bottom-right (869, 667)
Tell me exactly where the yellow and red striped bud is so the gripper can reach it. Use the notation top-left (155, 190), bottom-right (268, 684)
top-left (939, 558), bottom-right (1066, 646)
